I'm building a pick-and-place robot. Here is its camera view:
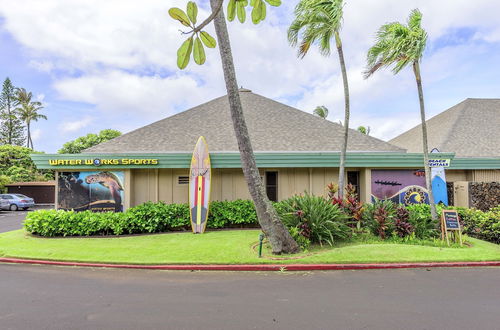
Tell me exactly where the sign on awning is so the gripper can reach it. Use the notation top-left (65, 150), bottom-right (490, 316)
top-left (428, 158), bottom-right (450, 167)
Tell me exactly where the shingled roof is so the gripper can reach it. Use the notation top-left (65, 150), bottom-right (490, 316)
top-left (86, 89), bottom-right (404, 153)
top-left (390, 98), bottom-right (500, 158)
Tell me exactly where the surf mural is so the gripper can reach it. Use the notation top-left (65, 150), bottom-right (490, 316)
top-left (371, 170), bottom-right (429, 205)
top-left (57, 171), bottom-right (125, 212)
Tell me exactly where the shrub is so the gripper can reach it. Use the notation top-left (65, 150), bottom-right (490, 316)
top-left (394, 205), bottom-right (414, 238)
top-left (457, 206), bottom-right (500, 244)
top-left (24, 199), bottom-right (259, 237)
top-left (208, 200), bottom-right (258, 228)
top-left (363, 199), bottom-right (395, 239)
top-left (277, 193), bottom-right (350, 246)
top-left (330, 184), bottom-right (365, 230)
top-left (405, 204), bottom-right (440, 239)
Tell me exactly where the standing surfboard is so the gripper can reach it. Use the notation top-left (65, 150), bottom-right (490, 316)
top-left (189, 136), bottom-right (211, 233)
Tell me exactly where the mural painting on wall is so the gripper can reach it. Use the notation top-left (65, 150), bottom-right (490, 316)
top-left (58, 171), bottom-right (125, 212)
top-left (371, 170), bottom-right (429, 205)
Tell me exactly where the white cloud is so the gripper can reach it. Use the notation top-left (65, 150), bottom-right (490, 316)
top-left (1, 0), bottom-right (500, 144)
top-left (59, 116), bottom-right (93, 133)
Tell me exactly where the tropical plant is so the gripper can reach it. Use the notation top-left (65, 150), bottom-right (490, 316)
top-left (313, 105), bottom-right (329, 119)
top-left (394, 205), bottom-right (414, 238)
top-left (58, 129), bottom-right (122, 153)
top-left (364, 9), bottom-right (437, 221)
top-left (277, 193), bottom-right (349, 246)
top-left (0, 144), bottom-right (52, 181)
top-left (331, 183), bottom-right (364, 230)
top-left (288, 0), bottom-right (350, 198)
top-left (357, 126), bottom-right (370, 135)
top-left (406, 204), bottom-right (439, 239)
top-left (0, 77), bottom-right (25, 146)
top-left (13, 88), bottom-right (47, 149)
top-left (169, 0), bottom-right (299, 254)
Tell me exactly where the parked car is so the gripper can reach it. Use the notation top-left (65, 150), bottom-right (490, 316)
top-left (0, 194), bottom-right (35, 211)
top-left (0, 197), bottom-right (8, 211)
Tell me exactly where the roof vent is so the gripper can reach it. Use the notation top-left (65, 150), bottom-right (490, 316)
top-left (238, 87), bottom-right (252, 92)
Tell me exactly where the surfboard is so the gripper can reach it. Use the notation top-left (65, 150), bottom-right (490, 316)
top-left (430, 149), bottom-right (449, 206)
top-left (189, 136), bottom-right (211, 234)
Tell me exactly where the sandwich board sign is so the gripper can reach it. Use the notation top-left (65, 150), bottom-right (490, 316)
top-left (441, 210), bottom-right (462, 246)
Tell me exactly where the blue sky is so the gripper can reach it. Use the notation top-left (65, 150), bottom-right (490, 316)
top-left (1, 0), bottom-right (499, 153)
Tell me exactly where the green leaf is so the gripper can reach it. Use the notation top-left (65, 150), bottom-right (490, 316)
top-left (193, 37), bottom-right (206, 65)
top-left (169, 8), bottom-right (191, 27)
top-left (200, 31), bottom-right (217, 48)
top-left (264, 0), bottom-right (280, 6)
top-left (177, 37), bottom-right (193, 69)
top-left (227, 0), bottom-right (236, 22)
top-left (187, 1), bottom-right (198, 25)
top-left (237, 1), bottom-right (246, 23)
top-left (251, 0), bottom-right (266, 24)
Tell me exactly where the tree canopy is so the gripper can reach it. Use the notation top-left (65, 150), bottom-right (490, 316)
top-left (58, 129), bottom-right (122, 154)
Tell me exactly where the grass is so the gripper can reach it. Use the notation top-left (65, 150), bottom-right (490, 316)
top-left (0, 229), bottom-right (499, 264)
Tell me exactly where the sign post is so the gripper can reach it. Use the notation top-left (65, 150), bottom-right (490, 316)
top-left (440, 210), bottom-right (462, 246)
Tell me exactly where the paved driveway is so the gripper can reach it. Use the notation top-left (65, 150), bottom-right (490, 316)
top-left (0, 264), bottom-right (499, 330)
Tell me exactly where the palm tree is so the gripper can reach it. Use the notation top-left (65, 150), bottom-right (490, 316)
top-left (364, 9), bottom-right (437, 220)
top-left (14, 88), bottom-right (47, 149)
top-left (208, 0), bottom-right (299, 254)
top-left (357, 126), bottom-right (370, 135)
top-left (313, 105), bottom-right (329, 119)
top-left (288, 0), bottom-right (350, 198)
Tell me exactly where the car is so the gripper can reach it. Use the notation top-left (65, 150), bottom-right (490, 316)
top-left (0, 194), bottom-right (35, 211)
top-left (0, 197), bottom-right (8, 211)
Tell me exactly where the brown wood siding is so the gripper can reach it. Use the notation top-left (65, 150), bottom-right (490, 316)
top-left (7, 185), bottom-right (55, 204)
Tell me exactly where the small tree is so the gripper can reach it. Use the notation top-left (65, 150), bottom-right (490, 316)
top-left (313, 105), bottom-right (329, 119)
top-left (58, 129), bottom-right (122, 154)
top-left (364, 9), bottom-right (437, 220)
top-left (14, 88), bottom-right (47, 149)
top-left (169, 0), bottom-right (299, 254)
top-left (288, 0), bottom-right (350, 198)
top-left (0, 78), bottom-right (25, 146)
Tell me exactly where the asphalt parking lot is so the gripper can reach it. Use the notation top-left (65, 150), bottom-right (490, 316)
top-left (0, 206), bottom-right (52, 233)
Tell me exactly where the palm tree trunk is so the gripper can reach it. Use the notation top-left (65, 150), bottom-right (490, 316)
top-left (26, 122), bottom-right (31, 148)
top-left (413, 61), bottom-right (437, 220)
top-left (336, 33), bottom-right (350, 198)
top-left (209, 0), bottom-right (299, 254)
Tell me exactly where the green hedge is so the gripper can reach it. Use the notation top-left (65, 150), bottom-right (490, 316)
top-left (24, 200), bottom-right (259, 237)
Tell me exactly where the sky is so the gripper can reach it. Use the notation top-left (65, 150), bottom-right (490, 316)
top-left (0, 0), bottom-right (499, 153)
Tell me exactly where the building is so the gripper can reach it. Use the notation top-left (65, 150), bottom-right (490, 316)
top-left (32, 89), bottom-right (454, 212)
top-left (5, 181), bottom-right (55, 204)
top-left (390, 98), bottom-right (500, 207)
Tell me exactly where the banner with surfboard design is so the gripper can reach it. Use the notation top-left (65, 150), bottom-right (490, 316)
top-left (189, 136), bottom-right (211, 234)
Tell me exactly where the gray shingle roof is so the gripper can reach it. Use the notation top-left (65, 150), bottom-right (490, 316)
top-left (86, 90), bottom-right (405, 153)
top-left (390, 98), bottom-right (500, 157)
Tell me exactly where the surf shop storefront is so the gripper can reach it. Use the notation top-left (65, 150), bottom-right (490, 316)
top-left (31, 150), bottom-right (455, 212)
top-left (31, 90), bottom-right (459, 212)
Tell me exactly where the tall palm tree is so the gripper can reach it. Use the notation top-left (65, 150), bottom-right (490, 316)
top-left (288, 0), bottom-right (350, 198)
top-left (14, 88), bottom-right (47, 149)
top-left (364, 9), bottom-right (437, 220)
top-left (207, 0), bottom-right (299, 254)
top-left (313, 105), bottom-right (329, 119)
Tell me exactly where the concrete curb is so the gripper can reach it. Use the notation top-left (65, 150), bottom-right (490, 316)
top-left (1, 258), bottom-right (499, 271)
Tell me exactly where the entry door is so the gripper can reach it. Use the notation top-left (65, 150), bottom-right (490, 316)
top-left (265, 172), bottom-right (278, 202)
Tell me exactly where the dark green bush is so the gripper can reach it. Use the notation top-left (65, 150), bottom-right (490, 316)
top-left (405, 204), bottom-right (440, 239)
top-left (456, 206), bottom-right (500, 244)
top-left (24, 199), bottom-right (259, 237)
top-left (276, 193), bottom-right (350, 246)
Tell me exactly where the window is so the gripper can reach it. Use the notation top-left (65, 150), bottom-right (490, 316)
top-left (265, 171), bottom-right (278, 202)
top-left (178, 176), bottom-right (189, 185)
